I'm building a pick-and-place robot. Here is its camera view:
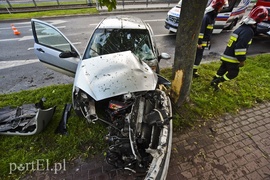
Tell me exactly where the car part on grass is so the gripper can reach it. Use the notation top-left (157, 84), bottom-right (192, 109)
top-left (55, 103), bottom-right (72, 135)
top-left (0, 98), bottom-right (56, 135)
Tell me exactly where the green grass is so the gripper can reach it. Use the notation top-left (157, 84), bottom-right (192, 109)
top-left (161, 54), bottom-right (270, 130)
top-left (0, 1), bottom-right (90, 8)
top-left (0, 54), bottom-right (270, 179)
top-left (0, 7), bottom-right (98, 20)
top-left (0, 84), bottom-right (107, 179)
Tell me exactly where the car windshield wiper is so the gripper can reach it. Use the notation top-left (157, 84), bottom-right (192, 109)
top-left (144, 58), bottom-right (155, 61)
top-left (90, 47), bottom-right (99, 56)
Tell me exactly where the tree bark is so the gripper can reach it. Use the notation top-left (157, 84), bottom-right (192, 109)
top-left (171, 0), bottom-right (208, 107)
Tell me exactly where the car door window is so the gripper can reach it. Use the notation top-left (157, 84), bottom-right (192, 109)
top-left (31, 19), bottom-right (80, 76)
top-left (133, 33), bottom-right (155, 61)
top-left (33, 21), bottom-right (72, 52)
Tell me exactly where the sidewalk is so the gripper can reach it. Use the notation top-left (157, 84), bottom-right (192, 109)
top-left (168, 102), bottom-right (270, 180)
top-left (24, 102), bottom-right (270, 179)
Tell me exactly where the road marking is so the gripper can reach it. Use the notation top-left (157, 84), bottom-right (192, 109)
top-left (144, 19), bottom-right (165, 22)
top-left (0, 38), bottom-right (18, 42)
top-left (0, 25), bottom-right (66, 31)
top-left (49, 20), bottom-right (67, 25)
top-left (13, 22), bottom-right (31, 25)
top-left (19, 36), bottom-right (33, 41)
top-left (0, 36), bottom-right (33, 42)
top-left (0, 59), bottom-right (39, 70)
top-left (153, 33), bottom-right (176, 37)
top-left (89, 23), bottom-right (98, 26)
top-left (1, 19), bottom-right (66, 30)
top-left (0, 25), bottom-right (29, 30)
top-left (54, 26), bottom-right (66, 29)
top-left (14, 20), bottom-right (66, 26)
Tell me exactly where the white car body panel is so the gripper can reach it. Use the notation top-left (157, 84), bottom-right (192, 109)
top-left (73, 51), bottom-right (158, 101)
top-left (31, 19), bottom-right (81, 77)
top-left (97, 15), bottom-right (147, 29)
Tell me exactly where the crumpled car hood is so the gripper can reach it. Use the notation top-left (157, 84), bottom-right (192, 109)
top-left (73, 51), bottom-right (158, 101)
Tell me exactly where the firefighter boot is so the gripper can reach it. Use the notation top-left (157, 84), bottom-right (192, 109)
top-left (212, 75), bottom-right (218, 80)
top-left (193, 69), bottom-right (200, 78)
top-left (210, 77), bottom-right (225, 91)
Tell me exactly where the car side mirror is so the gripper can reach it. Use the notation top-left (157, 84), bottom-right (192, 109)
top-left (159, 52), bottom-right (171, 60)
top-left (59, 51), bottom-right (78, 58)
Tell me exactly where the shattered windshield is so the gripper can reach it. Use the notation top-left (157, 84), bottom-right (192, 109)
top-left (84, 29), bottom-right (155, 61)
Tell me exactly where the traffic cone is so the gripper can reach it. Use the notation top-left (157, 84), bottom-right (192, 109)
top-left (11, 24), bottom-right (20, 35)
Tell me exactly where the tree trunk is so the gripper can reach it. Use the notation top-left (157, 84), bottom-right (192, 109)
top-left (171, 0), bottom-right (208, 107)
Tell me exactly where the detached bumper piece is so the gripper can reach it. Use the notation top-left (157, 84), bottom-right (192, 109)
top-left (0, 102), bottom-right (56, 135)
top-left (55, 103), bottom-right (72, 135)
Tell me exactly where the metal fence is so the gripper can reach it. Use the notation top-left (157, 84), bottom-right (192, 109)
top-left (0, 0), bottom-right (178, 13)
top-left (1, 0), bottom-right (92, 8)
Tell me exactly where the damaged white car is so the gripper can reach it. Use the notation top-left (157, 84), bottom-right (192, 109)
top-left (31, 16), bottom-right (173, 179)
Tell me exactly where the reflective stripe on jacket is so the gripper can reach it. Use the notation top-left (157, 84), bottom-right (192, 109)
top-left (221, 24), bottom-right (254, 63)
top-left (198, 12), bottom-right (215, 47)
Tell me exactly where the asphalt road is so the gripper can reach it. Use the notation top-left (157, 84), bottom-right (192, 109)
top-left (1, 11), bottom-right (270, 94)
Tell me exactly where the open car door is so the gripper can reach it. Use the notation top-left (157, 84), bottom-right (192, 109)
top-left (31, 19), bottom-right (80, 77)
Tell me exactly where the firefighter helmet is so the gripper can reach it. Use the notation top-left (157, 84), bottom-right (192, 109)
top-left (205, 0), bottom-right (227, 13)
top-left (210, 0), bottom-right (227, 11)
top-left (249, 6), bottom-right (268, 23)
top-left (242, 6), bottom-right (268, 24)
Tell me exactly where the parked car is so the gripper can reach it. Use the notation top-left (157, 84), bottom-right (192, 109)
top-left (252, 0), bottom-right (270, 36)
top-left (165, 0), bottom-right (250, 34)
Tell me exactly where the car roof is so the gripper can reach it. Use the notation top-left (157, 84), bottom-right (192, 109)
top-left (97, 15), bottom-right (148, 30)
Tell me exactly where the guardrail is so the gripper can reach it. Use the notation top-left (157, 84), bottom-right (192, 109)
top-left (0, 0), bottom-right (178, 13)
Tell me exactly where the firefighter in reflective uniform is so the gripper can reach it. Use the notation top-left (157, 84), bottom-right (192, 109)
top-left (193, 0), bottom-right (227, 78)
top-left (210, 6), bottom-right (268, 90)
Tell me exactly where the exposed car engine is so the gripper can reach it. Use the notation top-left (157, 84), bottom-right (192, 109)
top-left (73, 89), bottom-right (171, 174)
